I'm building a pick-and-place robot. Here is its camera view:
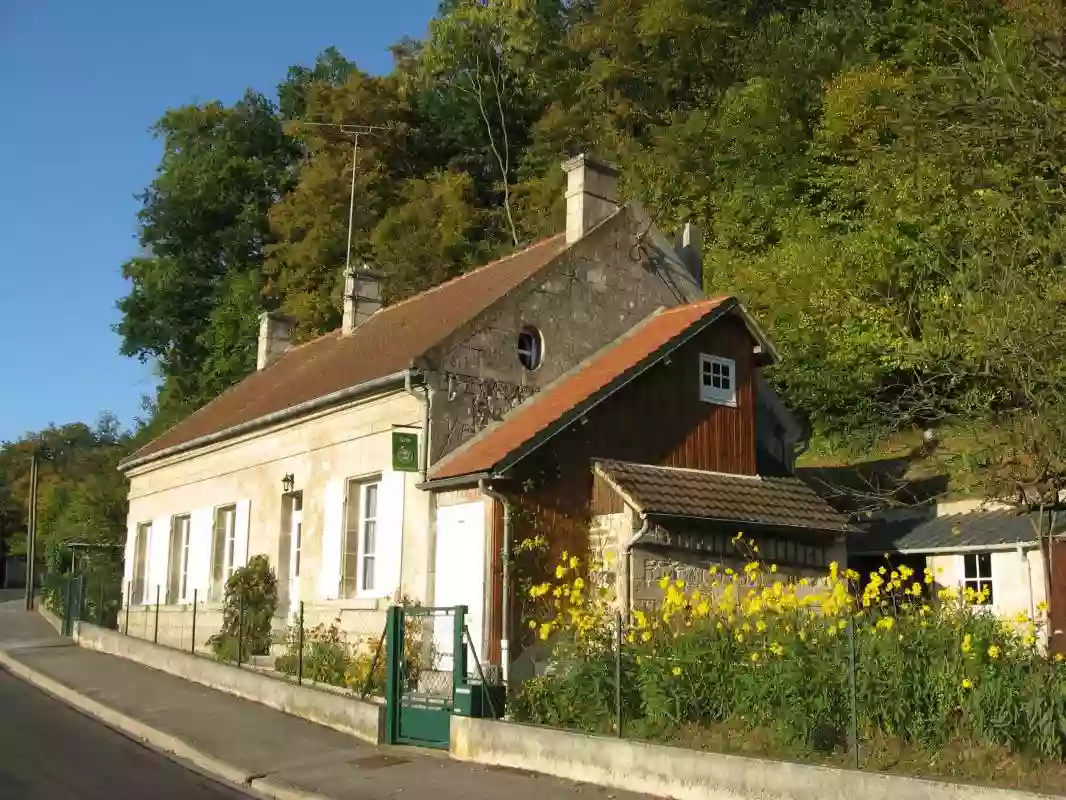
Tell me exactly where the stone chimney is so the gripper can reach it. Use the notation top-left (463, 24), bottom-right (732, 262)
top-left (257, 311), bottom-right (296, 371)
top-left (562, 153), bottom-right (620, 245)
top-left (342, 263), bottom-right (383, 335)
top-left (675, 222), bottom-right (703, 287)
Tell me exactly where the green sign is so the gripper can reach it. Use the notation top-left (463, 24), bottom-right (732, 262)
top-left (392, 431), bottom-right (419, 472)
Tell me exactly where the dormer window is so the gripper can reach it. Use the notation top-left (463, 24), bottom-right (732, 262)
top-left (700, 354), bottom-right (736, 406)
top-left (518, 326), bottom-right (544, 371)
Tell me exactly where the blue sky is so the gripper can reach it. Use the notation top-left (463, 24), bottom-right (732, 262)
top-left (0, 0), bottom-right (438, 443)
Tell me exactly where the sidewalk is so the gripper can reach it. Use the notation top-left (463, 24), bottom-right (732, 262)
top-left (0, 602), bottom-right (649, 800)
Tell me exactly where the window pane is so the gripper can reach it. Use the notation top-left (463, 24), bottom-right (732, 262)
top-left (977, 553), bottom-right (992, 579)
top-left (721, 376), bottom-right (731, 390)
top-left (363, 519), bottom-right (377, 554)
top-left (963, 554), bottom-right (977, 579)
top-left (363, 556), bottom-right (375, 590)
top-left (365, 484), bottom-right (378, 519)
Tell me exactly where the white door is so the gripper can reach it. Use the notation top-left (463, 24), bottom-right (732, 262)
top-left (288, 493), bottom-right (304, 617)
top-left (433, 501), bottom-right (486, 675)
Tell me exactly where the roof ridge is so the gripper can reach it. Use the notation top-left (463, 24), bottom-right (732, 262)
top-left (263, 236), bottom-right (567, 360)
top-left (596, 458), bottom-right (766, 481)
top-left (374, 233), bottom-right (565, 315)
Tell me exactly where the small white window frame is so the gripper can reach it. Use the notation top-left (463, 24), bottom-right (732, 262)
top-left (963, 553), bottom-right (994, 606)
top-left (173, 514), bottom-right (192, 604)
top-left (699, 354), bottom-right (737, 407)
top-left (357, 481), bottom-right (380, 595)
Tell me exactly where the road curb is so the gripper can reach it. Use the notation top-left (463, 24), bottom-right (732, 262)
top-left (0, 649), bottom-right (330, 800)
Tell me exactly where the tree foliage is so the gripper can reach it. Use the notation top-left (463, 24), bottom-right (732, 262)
top-left (113, 0), bottom-right (1066, 492)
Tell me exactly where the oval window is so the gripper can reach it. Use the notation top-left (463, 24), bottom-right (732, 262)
top-left (517, 326), bottom-right (543, 371)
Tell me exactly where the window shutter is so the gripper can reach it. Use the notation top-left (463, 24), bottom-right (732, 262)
top-left (188, 508), bottom-right (214, 597)
top-left (377, 471), bottom-right (406, 597)
top-left (122, 519), bottom-right (137, 596)
top-left (150, 515), bottom-right (171, 604)
top-left (319, 479), bottom-right (344, 600)
top-left (233, 500), bottom-right (251, 569)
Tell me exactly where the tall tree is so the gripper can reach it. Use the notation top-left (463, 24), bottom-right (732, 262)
top-left (116, 91), bottom-right (296, 424)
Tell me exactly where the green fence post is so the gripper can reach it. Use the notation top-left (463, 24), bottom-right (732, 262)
top-left (297, 601), bottom-right (304, 685)
top-left (191, 589), bottom-right (198, 653)
top-left (384, 606), bottom-right (402, 745)
top-left (237, 593), bottom-right (244, 667)
top-left (453, 605), bottom-right (468, 690)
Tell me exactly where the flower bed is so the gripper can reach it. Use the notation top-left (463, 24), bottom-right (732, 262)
top-left (512, 535), bottom-right (1066, 785)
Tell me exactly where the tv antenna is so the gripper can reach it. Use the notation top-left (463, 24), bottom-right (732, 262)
top-left (286, 121), bottom-right (390, 274)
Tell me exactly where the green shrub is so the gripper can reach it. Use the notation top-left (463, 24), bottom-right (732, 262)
top-left (209, 554), bottom-right (278, 660)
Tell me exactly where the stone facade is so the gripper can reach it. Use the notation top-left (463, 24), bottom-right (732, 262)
top-left (424, 207), bottom-right (705, 463)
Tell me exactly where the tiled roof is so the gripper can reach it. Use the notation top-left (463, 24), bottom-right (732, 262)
top-left (850, 509), bottom-right (1065, 555)
top-left (427, 296), bottom-right (736, 481)
top-left (124, 235), bottom-right (568, 467)
top-left (595, 459), bottom-right (854, 532)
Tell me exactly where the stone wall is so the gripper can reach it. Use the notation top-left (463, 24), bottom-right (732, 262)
top-left (425, 207), bottom-right (705, 462)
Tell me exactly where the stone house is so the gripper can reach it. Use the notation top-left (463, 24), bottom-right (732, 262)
top-left (117, 153), bottom-right (850, 677)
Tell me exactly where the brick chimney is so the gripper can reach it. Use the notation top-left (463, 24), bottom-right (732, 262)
top-left (675, 222), bottom-right (703, 288)
top-left (257, 311), bottom-right (296, 371)
top-left (342, 263), bottom-right (383, 335)
top-left (562, 153), bottom-right (620, 245)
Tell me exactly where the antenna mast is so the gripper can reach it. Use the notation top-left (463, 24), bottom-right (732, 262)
top-left (286, 121), bottom-right (390, 274)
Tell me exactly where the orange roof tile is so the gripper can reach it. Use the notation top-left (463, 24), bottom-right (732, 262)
top-left (427, 296), bottom-right (736, 482)
top-left (124, 235), bottom-right (567, 467)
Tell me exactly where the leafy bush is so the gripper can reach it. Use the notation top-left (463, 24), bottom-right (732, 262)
top-left (209, 554), bottom-right (278, 660)
top-left (274, 615), bottom-right (388, 694)
top-left (514, 537), bottom-right (1066, 760)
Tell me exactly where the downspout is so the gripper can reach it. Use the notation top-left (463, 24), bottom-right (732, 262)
top-left (480, 479), bottom-right (512, 683)
top-left (621, 515), bottom-right (651, 616)
top-left (403, 370), bottom-right (430, 606)
top-left (1020, 542), bottom-right (1036, 624)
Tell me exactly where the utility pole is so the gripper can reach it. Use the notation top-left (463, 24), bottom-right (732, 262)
top-left (24, 450), bottom-right (38, 611)
top-left (285, 121), bottom-right (388, 274)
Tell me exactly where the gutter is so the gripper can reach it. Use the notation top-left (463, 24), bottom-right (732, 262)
top-left (850, 541), bottom-right (1039, 557)
top-left (479, 479), bottom-right (512, 683)
top-left (120, 370), bottom-right (411, 473)
top-left (417, 472), bottom-right (492, 491)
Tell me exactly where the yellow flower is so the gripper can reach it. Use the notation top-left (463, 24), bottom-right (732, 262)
top-left (555, 565), bottom-right (566, 579)
top-left (1055, 653), bottom-right (1064, 663)
top-left (675, 579), bottom-right (686, 589)
top-left (569, 556), bottom-right (579, 569)
top-left (961, 678), bottom-right (973, 690)
top-left (658, 575), bottom-right (670, 590)
top-left (961, 633), bottom-right (973, 654)
top-left (528, 619), bottom-right (537, 629)
top-left (641, 630), bottom-right (651, 643)
top-left (875, 617), bottom-right (895, 632)
top-left (750, 652), bottom-right (760, 663)
top-left (755, 620), bottom-right (767, 633)
top-left (672, 666), bottom-right (682, 677)
top-left (735, 632), bottom-right (745, 644)
top-left (1038, 601), bottom-right (1049, 614)
top-left (988, 644), bottom-right (1001, 660)
top-left (769, 564), bottom-right (778, 573)
top-left (573, 577), bottom-right (585, 591)
top-left (538, 623), bottom-right (552, 641)
top-left (770, 642), bottom-right (785, 657)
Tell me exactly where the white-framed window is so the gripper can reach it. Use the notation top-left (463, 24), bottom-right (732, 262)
top-left (699, 354), bottom-right (737, 406)
top-left (132, 522), bottom-right (151, 604)
top-left (210, 504), bottom-right (236, 601)
top-left (167, 514), bottom-right (192, 603)
top-left (342, 477), bottom-right (381, 597)
top-left (963, 553), bottom-right (993, 605)
top-left (288, 492), bottom-right (303, 579)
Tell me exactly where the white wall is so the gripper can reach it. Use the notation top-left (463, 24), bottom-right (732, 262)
top-left (928, 546), bottom-right (1045, 626)
top-left (123, 390), bottom-right (432, 620)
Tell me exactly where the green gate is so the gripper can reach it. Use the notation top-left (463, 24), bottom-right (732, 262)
top-left (384, 604), bottom-right (466, 749)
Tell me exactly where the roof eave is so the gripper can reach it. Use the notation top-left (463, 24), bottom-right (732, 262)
top-left (646, 512), bottom-right (855, 536)
top-left (119, 369), bottom-right (412, 474)
top-left (418, 471), bottom-right (495, 491)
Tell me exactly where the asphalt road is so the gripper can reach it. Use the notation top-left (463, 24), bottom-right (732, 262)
top-left (0, 668), bottom-right (251, 800)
